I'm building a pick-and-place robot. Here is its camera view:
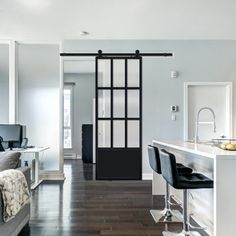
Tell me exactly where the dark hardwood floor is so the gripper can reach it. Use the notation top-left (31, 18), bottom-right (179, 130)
top-left (19, 160), bottom-right (207, 236)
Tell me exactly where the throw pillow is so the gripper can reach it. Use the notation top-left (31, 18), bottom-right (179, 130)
top-left (0, 152), bottom-right (21, 171)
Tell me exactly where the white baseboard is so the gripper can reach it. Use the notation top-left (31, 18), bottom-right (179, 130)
top-left (142, 173), bottom-right (153, 180)
top-left (40, 170), bottom-right (65, 181)
top-left (64, 153), bottom-right (79, 160)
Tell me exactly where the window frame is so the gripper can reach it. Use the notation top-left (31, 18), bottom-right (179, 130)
top-left (63, 85), bottom-right (74, 150)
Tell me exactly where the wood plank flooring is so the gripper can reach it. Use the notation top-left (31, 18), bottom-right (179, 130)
top-left (19, 160), bottom-right (207, 236)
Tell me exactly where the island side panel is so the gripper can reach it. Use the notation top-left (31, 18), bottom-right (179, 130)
top-left (214, 157), bottom-right (236, 236)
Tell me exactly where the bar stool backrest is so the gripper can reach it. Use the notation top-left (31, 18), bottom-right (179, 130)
top-left (160, 149), bottom-right (179, 188)
top-left (147, 145), bottom-right (162, 174)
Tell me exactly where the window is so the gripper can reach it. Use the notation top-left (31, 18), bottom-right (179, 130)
top-left (64, 86), bottom-right (73, 149)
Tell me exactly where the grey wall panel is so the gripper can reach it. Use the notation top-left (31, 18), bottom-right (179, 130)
top-left (18, 44), bottom-right (60, 171)
top-left (0, 44), bottom-right (9, 124)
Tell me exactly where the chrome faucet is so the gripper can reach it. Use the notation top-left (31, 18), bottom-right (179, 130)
top-left (194, 107), bottom-right (216, 143)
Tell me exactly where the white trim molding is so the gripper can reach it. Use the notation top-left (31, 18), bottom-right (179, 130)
top-left (0, 40), bottom-right (11, 45)
top-left (59, 41), bottom-right (64, 175)
top-left (16, 40), bottom-right (61, 45)
top-left (64, 153), bottom-right (78, 159)
top-left (142, 173), bottom-right (153, 180)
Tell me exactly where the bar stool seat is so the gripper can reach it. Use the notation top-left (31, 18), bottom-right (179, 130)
top-left (177, 173), bottom-right (213, 189)
top-left (148, 145), bottom-right (192, 223)
top-left (160, 149), bottom-right (213, 236)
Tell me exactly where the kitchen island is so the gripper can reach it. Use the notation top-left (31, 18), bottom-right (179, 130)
top-left (153, 139), bottom-right (236, 236)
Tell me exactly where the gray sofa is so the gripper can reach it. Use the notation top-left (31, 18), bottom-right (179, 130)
top-left (0, 152), bottom-right (31, 236)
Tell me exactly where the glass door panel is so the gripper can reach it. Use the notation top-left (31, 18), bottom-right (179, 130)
top-left (113, 121), bottom-right (125, 147)
top-left (113, 90), bottom-right (125, 118)
top-left (98, 60), bottom-right (111, 87)
top-left (98, 120), bottom-right (111, 148)
top-left (113, 60), bottom-right (125, 87)
top-left (98, 90), bottom-right (111, 118)
top-left (127, 120), bottom-right (140, 147)
top-left (127, 90), bottom-right (140, 118)
top-left (127, 59), bottom-right (140, 87)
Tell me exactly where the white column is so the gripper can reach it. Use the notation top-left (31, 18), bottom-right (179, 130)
top-left (9, 40), bottom-right (18, 124)
top-left (59, 42), bottom-right (64, 175)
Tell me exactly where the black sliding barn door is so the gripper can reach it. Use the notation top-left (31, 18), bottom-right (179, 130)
top-left (95, 55), bottom-right (142, 180)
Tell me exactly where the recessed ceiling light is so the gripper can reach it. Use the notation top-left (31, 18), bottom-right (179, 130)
top-left (80, 31), bottom-right (90, 36)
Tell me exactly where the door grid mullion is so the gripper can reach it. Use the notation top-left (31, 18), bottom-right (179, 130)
top-left (125, 59), bottom-right (128, 148)
top-left (110, 59), bottom-right (113, 148)
top-left (139, 57), bottom-right (142, 148)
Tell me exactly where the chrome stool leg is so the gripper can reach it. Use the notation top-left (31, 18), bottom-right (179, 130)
top-left (162, 190), bottom-right (202, 236)
top-left (150, 182), bottom-right (182, 223)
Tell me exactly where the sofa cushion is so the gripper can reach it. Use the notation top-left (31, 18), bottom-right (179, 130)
top-left (0, 152), bottom-right (21, 171)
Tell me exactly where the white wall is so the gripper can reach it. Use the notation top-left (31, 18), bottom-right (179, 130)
top-left (63, 40), bottom-right (236, 176)
top-left (64, 73), bottom-right (95, 157)
top-left (0, 44), bottom-right (9, 123)
top-left (18, 44), bottom-right (60, 171)
top-left (2, 40), bottom-right (236, 177)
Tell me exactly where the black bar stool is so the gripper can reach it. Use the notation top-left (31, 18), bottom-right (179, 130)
top-left (159, 149), bottom-right (213, 236)
top-left (148, 145), bottom-right (192, 223)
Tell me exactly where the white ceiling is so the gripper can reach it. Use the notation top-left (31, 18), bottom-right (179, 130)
top-left (0, 0), bottom-right (236, 41)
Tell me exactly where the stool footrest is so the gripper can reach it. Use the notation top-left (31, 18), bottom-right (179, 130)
top-left (150, 209), bottom-right (182, 223)
top-left (168, 195), bottom-right (182, 207)
top-left (188, 214), bottom-right (207, 230)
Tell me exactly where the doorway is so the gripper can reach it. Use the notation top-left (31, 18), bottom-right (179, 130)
top-left (63, 59), bottom-right (95, 162)
top-left (60, 50), bottom-right (172, 180)
top-left (62, 55), bottom-right (143, 180)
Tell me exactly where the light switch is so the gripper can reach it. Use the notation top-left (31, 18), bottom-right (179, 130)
top-left (171, 105), bottom-right (178, 112)
top-left (171, 71), bottom-right (178, 78)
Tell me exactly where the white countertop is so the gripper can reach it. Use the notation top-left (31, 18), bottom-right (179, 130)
top-left (153, 139), bottom-right (236, 160)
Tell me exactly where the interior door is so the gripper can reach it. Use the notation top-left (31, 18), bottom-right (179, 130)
top-left (96, 56), bottom-right (142, 180)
